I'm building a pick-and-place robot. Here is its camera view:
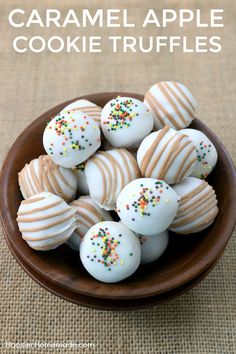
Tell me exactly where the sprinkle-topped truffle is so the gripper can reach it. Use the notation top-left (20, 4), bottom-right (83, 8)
top-left (80, 221), bottom-right (141, 283)
top-left (101, 96), bottom-right (153, 148)
top-left (179, 129), bottom-right (218, 179)
top-left (43, 111), bottom-right (101, 168)
top-left (116, 178), bottom-right (179, 235)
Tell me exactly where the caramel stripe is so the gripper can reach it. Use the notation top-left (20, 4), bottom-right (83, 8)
top-left (174, 145), bottom-right (196, 181)
top-left (165, 82), bottom-right (194, 119)
top-left (19, 212), bottom-right (75, 233)
top-left (179, 156), bottom-right (197, 181)
top-left (29, 160), bottom-right (41, 192)
top-left (122, 149), bottom-right (141, 179)
top-left (176, 193), bottom-right (216, 221)
top-left (55, 166), bottom-right (74, 189)
top-left (18, 200), bottom-right (63, 216)
top-left (158, 82), bottom-right (188, 125)
top-left (18, 171), bottom-right (27, 198)
top-left (115, 149), bottom-right (131, 181)
top-left (90, 157), bottom-right (107, 204)
top-left (171, 198), bottom-right (217, 228)
top-left (172, 81), bottom-right (195, 111)
top-left (176, 207), bottom-right (218, 234)
top-left (74, 200), bottom-right (102, 221)
top-left (17, 208), bottom-right (71, 223)
top-left (78, 210), bottom-right (96, 227)
top-left (159, 136), bottom-right (187, 180)
top-left (145, 92), bottom-right (166, 128)
top-left (141, 125), bottom-right (169, 174)
top-left (21, 196), bottom-right (45, 204)
top-left (178, 188), bottom-right (214, 215)
top-left (75, 228), bottom-right (85, 238)
top-left (99, 152), bottom-right (117, 205)
top-left (146, 133), bottom-right (177, 178)
top-left (106, 150), bottom-right (125, 200)
top-left (181, 182), bottom-right (207, 203)
top-left (23, 225), bottom-right (75, 242)
top-left (21, 168), bottom-right (31, 197)
top-left (25, 164), bottom-right (37, 195)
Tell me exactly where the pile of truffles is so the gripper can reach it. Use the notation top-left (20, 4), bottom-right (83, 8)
top-left (17, 81), bottom-right (219, 283)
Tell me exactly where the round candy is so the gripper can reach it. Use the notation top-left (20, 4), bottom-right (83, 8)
top-left (61, 99), bottom-right (102, 126)
top-left (18, 155), bottom-right (77, 202)
top-left (137, 126), bottom-right (197, 184)
top-left (116, 178), bottom-right (179, 235)
top-left (139, 231), bottom-right (169, 264)
top-left (74, 163), bottom-right (89, 195)
top-left (17, 192), bottom-right (78, 251)
top-left (67, 196), bottom-right (112, 251)
top-left (169, 177), bottom-right (218, 234)
top-left (144, 81), bottom-right (197, 130)
top-left (179, 128), bottom-right (218, 179)
top-left (85, 148), bottom-right (141, 210)
top-left (43, 111), bottom-right (101, 168)
top-left (80, 221), bottom-right (141, 283)
top-left (101, 96), bottom-right (154, 148)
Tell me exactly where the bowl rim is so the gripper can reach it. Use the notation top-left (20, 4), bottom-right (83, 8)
top-left (1, 92), bottom-right (236, 300)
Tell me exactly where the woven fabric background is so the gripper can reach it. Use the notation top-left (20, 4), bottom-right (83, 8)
top-left (0, 1), bottom-right (235, 353)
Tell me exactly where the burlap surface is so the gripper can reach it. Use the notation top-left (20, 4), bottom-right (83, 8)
top-left (0, 1), bottom-right (235, 353)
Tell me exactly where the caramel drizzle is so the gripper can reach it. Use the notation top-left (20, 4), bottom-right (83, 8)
top-left (164, 82), bottom-right (194, 119)
top-left (66, 105), bottom-right (101, 122)
top-left (17, 208), bottom-right (69, 223)
top-left (89, 156), bottom-right (107, 205)
top-left (23, 224), bottom-right (75, 242)
top-left (144, 92), bottom-right (166, 128)
top-left (158, 82), bottom-right (189, 125)
top-left (18, 200), bottom-right (63, 216)
top-left (19, 155), bottom-right (74, 201)
top-left (141, 127), bottom-right (196, 181)
top-left (172, 81), bottom-right (195, 111)
top-left (71, 199), bottom-right (104, 223)
top-left (178, 188), bottom-right (214, 216)
top-left (19, 212), bottom-right (75, 233)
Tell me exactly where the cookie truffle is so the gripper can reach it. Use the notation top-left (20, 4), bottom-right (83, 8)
top-left (139, 231), bottom-right (169, 264)
top-left (85, 148), bottom-right (141, 210)
top-left (144, 81), bottom-right (197, 130)
top-left (18, 155), bottom-right (77, 202)
top-left (101, 96), bottom-right (153, 148)
top-left (67, 196), bottom-right (112, 251)
top-left (137, 126), bottom-right (197, 184)
top-left (179, 128), bottom-right (218, 179)
top-left (61, 99), bottom-right (102, 126)
top-left (17, 192), bottom-right (78, 251)
top-left (80, 221), bottom-right (141, 283)
top-left (116, 178), bottom-right (179, 235)
top-left (169, 177), bottom-right (218, 234)
top-left (43, 111), bottom-right (101, 168)
top-left (75, 163), bottom-right (89, 195)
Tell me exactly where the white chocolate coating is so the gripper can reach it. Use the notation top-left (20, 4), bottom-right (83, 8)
top-left (18, 155), bottom-right (77, 202)
top-left (85, 148), bottom-right (141, 210)
top-left (43, 111), bottom-right (101, 168)
top-left (169, 177), bottom-right (218, 234)
top-left (179, 128), bottom-right (218, 179)
top-left (101, 97), bottom-right (154, 148)
top-left (17, 192), bottom-right (78, 251)
top-left (80, 221), bottom-right (141, 283)
top-left (139, 231), bottom-right (169, 265)
top-left (116, 178), bottom-right (179, 235)
top-left (61, 99), bottom-right (102, 126)
top-left (67, 196), bottom-right (112, 251)
top-left (74, 163), bottom-right (89, 195)
top-left (144, 81), bottom-right (197, 130)
top-left (137, 126), bottom-right (197, 184)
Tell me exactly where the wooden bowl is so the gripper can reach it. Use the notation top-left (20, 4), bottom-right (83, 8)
top-left (1, 92), bottom-right (236, 302)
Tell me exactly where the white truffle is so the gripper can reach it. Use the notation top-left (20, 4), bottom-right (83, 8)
top-left (169, 177), bottom-right (218, 234)
top-left (139, 231), bottom-right (169, 265)
top-left (179, 128), bottom-right (218, 179)
top-left (61, 99), bottom-right (102, 126)
top-left (67, 196), bottom-right (112, 251)
top-left (101, 96), bottom-right (153, 148)
top-left (18, 155), bottom-right (77, 202)
top-left (74, 163), bottom-right (89, 195)
top-left (137, 126), bottom-right (197, 184)
top-left (116, 178), bottom-right (179, 235)
top-left (43, 111), bottom-right (101, 168)
top-left (85, 148), bottom-right (141, 210)
top-left (144, 81), bottom-right (197, 130)
top-left (80, 221), bottom-right (141, 283)
top-left (17, 192), bottom-right (78, 251)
